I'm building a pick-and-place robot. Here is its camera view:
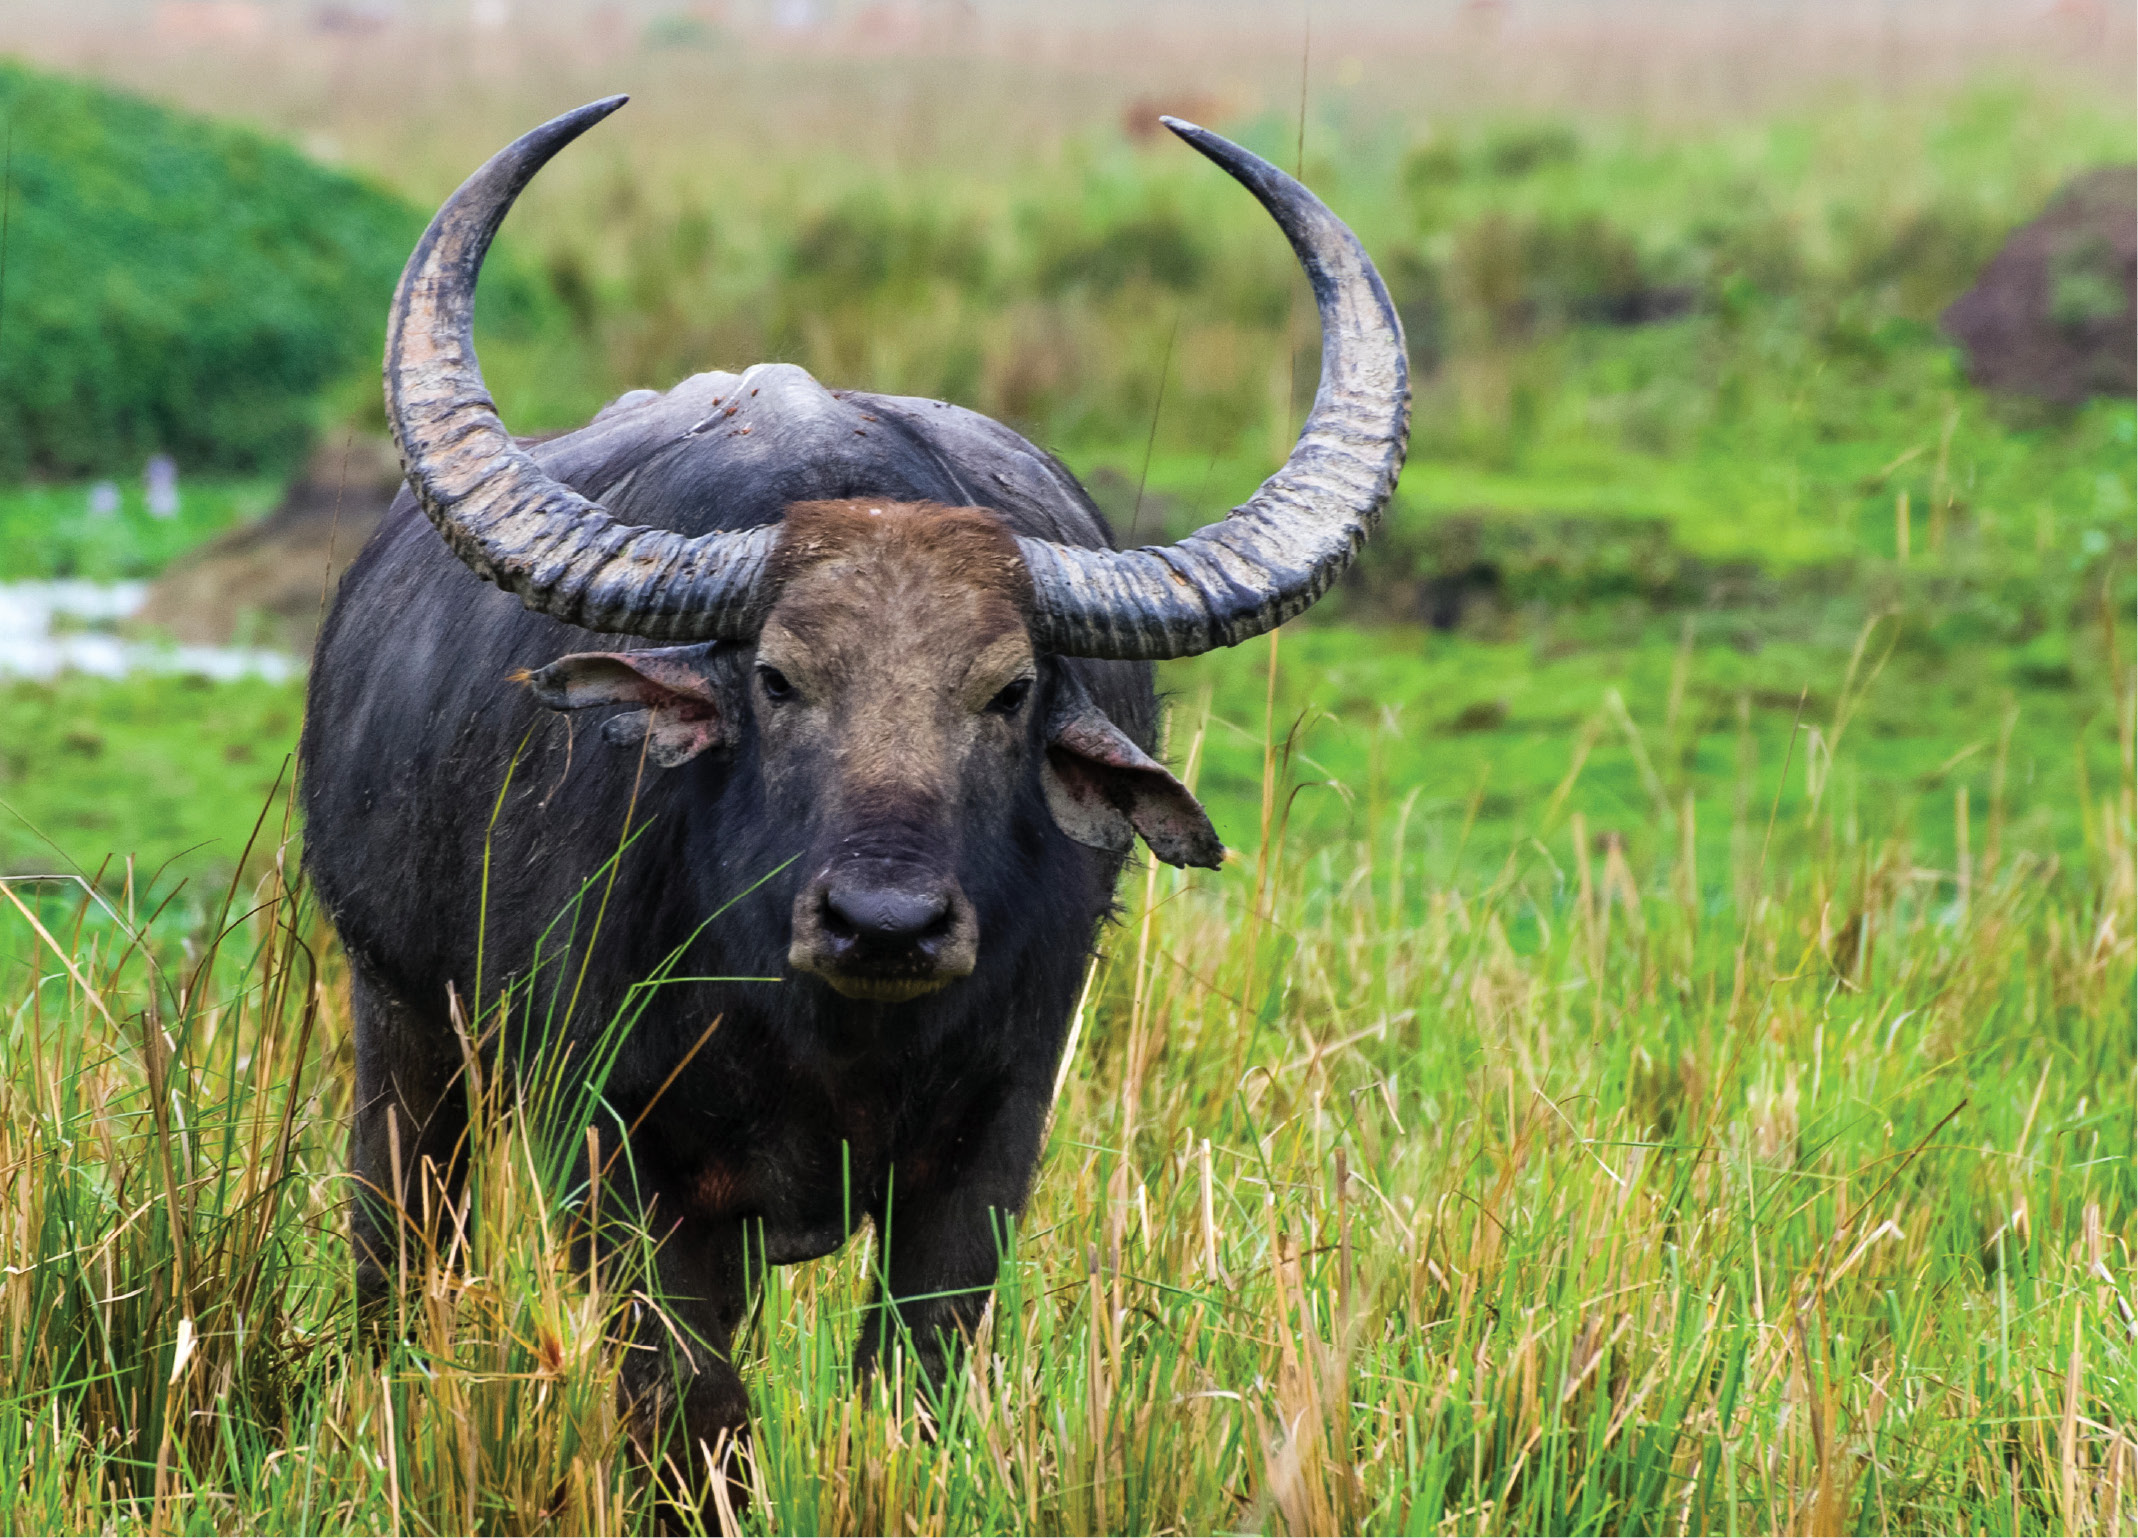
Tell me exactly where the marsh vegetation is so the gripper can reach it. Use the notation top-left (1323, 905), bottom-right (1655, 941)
top-left (0, 4), bottom-right (2130, 1531)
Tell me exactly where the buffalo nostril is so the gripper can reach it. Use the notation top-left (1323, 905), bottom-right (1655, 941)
top-left (823, 885), bottom-right (950, 942)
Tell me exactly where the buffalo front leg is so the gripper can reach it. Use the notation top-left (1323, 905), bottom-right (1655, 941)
top-left (855, 1086), bottom-right (1048, 1397)
top-left (348, 960), bottom-right (469, 1312)
top-left (618, 1209), bottom-right (755, 1531)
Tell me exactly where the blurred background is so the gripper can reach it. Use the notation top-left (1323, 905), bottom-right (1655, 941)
top-left (0, 0), bottom-right (2131, 901)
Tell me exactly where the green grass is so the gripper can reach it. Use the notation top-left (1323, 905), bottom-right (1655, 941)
top-left (1169, 608), bottom-right (2130, 890)
top-left (3, 604), bottom-right (2123, 905)
top-left (0, 54), bottom-right (2131, 1538)
top-left (0, 634), bottom-right (2129, 1535)
top-left (0, 670), bottom-right (303, 883)
top-left (0, 475), bottom-right (283, 581)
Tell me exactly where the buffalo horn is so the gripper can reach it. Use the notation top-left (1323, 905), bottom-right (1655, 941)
top-left (1016, 119), bottom-right (1410, 660)
top-left (384, 96), bottom-right (776, 640)
top-left (388, 105), bottom-right (1406, 657)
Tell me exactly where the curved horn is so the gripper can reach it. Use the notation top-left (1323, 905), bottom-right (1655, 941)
top-left (386, 97), bottom-right (775, 640)
top-left (1017, 120), bottom-right (1410, 660)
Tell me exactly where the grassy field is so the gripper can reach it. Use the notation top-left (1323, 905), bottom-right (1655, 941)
top-left (0, 7), bottom-right (2133, 1533)
top-left (0, 476), bottom-right (284, 583)
top-left (0, 666), bottom-right (2129, 1534)
top-left (3, 73), bottom-right (2132, 886)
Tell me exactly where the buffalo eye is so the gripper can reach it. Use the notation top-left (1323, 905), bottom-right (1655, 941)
top-left (757, 664), bottom-right (797, 702)
top-left (986, 676), bottom-right (1033, 716)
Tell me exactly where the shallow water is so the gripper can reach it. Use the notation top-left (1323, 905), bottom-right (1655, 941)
top-left (0, 581), bottom-right (297, 682)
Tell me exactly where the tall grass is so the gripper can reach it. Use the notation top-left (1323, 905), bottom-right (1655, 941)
top-left (0, 810), bottom-right (646, 1532)
top-left (0, 634), bottom-right (2129, 1535)
top-left (0, 16), bottom-right (2127, 1531)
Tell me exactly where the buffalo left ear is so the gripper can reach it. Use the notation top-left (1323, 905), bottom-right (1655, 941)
top-left (518, 642), bottom-right (731, 768)
top-left (1040, 676), bottom-right (1225, 870)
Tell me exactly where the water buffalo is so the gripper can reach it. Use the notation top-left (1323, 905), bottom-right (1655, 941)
top-left (300, 96), bottom-right (1406, 1514)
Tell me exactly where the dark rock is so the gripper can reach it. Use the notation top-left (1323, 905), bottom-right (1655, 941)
top-left (1444, 698), bottom-right (1509, 733)
top-left (1418, 560), bottom-right (1502, 630)
top-left (1942, 166), bottom-right (2136, 405)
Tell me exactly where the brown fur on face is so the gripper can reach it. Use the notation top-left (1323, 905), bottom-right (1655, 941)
top-left (521, 497), bottom-right (1220, 999)
top-left (764, 501), bottom-right (1039, 999)
top-left (769, 500), bottom-right (1035, 613)
top-left (760, 500), bottom-right (1039, 789)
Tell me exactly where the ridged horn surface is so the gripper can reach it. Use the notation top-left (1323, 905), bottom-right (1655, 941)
top-left (385, 96), bottom-right (775, 640)
top-left (1015, 118), bottom-right (1410, 659)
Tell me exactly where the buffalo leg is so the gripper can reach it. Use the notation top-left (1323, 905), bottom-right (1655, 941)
top-left (348, 959), bottom-right (469, 1309)
top-left (618, 1206), bottom-right (754, 1530)
top-left (855, 1087), bottom-right (1047, 1393)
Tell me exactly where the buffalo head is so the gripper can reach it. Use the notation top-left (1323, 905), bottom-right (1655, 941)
top-left (379, 95), bottom-right (1408, 999)
top-left (522, 498), bottom-right (1218, 1000)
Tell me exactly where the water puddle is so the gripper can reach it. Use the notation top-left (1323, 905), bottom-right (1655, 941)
top-left (0, 581), bottom-right (298, 682)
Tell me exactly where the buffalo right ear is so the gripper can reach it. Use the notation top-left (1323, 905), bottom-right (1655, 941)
top-left (517, 642), bottom-right (732, 768)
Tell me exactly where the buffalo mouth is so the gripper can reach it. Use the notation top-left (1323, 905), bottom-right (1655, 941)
top-left (788, 864), bottom-right (979, 1002)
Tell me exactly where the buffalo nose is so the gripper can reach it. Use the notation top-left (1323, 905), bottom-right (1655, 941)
top-left (824, 883), bottom-right (950, 941)
top-left (792, 866), bottom-right (979, 999)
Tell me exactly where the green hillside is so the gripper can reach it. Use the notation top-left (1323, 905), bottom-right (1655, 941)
top-left (0, 62), bottom-right (418, 477)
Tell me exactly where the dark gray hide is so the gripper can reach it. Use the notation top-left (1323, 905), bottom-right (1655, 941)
top-left (303, 360), bottom-right (1152, 1484)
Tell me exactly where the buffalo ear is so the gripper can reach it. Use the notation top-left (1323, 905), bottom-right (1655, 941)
top-left (1040, 677), bottom-right (1225, 870)
top-left (518, 643), bottom-right (732, 768)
